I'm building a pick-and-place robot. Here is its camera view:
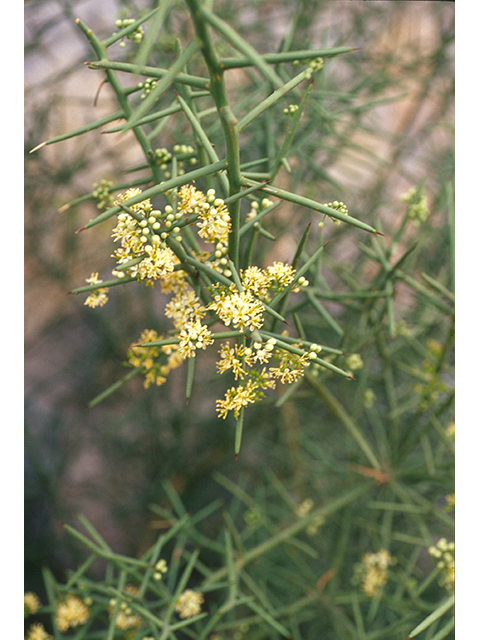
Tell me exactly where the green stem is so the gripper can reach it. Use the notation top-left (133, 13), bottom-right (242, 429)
top-left (218, 46), bottom-right (356, 69)
top-left (75, 18), bottom-right (163, 184)
top-left (185, 0), bottom-right (242, 266)
top-left (242, 178), bottom-right (381, 235)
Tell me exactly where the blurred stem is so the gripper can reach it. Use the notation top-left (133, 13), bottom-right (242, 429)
top-left (304, 372), bottom-right (382, 471)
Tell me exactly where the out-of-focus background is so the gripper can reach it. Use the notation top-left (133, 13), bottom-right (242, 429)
top-left (25, 0), bottom-right (454, 600)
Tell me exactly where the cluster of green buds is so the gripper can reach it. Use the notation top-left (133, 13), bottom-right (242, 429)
top-left (92, 178), bottom-right (115, 210)
top-left (292, 57), bottom-right (324, 77)
top-left (305, 57), bottom-right (324, 78)
top-left (246, 197), bottom-right (274, 221)
top-left (113, 18), bottom-right (144, 47)
top-left (428, 538), bottom-right (455, 589)
top-left (153, 145), bottom-right (197, 179)
top-left (283, 103), bottom-right (299, 117)
top-left (139, 77), bottom-right (157, 99)
top-left (319, 201), bottom-right (349, 227)
top-left (153, 147), bottom-right (172, 169)
top-left (400, 185), bottom-right (430, 226)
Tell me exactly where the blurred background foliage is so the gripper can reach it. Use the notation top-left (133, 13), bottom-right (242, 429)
top-left (25, 1), bottom-right (454, 637)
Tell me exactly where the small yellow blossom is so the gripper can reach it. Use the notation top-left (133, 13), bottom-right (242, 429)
top-left (265, 261), bottom-right (296, 289)
top-left (295, 498), bottom-right (313, 518)
top-left (208, 286), bottom-right (265, 332)
top-left (114, 187), bottom-right (150, 213)
top-left (24, 592), bottom-right (41, 616)
top-left (109, 585), bottom-right (142, 629)
top-left (428, 538), bottom-right (455, 589)
top-left (84, 273), bottom-right (109, 308)
top-left (354, 549), bottom-right (393, 597)
top-left (26, 623), bottom-right (52, 640)
top-left (136, 244), bottom-right (176, 281)
top-left (345, 353), bottom-right (363, 371)
top-left (216, 374), bottom-right (275, 419)
top-left (400, 185), bottom-right (430, 226)
top-left (127, 329), bottom-right (180, 388)
top-left (178, 320), bottom-right (214, 358)
top-left (175, 589), bottom-right (204, 619)
top-left (55, 593), bottom-right (90, 632)
top-left (165, 290), bottom-right (206, 329)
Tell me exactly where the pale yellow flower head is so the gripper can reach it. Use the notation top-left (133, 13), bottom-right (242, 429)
top-left (55, 593), bottom-right (90, 632)
top-left (175, 589), bottom-right (204, 619)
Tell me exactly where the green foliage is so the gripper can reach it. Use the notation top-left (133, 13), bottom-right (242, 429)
top-left (25, 1), bottom-right (454, 639)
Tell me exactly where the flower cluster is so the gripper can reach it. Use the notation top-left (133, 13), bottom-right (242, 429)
top-left (400, 185), bottom-right (430, 226)
top-left (113, 18), bottom-right (144, 46)
top-left (283, 103), bottom-right (299, 116)
top-left (345, 353), bottom-right (363, 374)
top-left (83, 182), bottom-right (321, 420)
top-left (24, 592), bottom-right (42, 617)
top-left (111, 188), bottom-right (178, 283)
top-left (175, 589), bottom-right (204, 619)
top-left (109, 585), bottom-right (142, 630)
top-left (412, 339), bottom-right (450, 408)
top-left (84, 273), bottom-right (109, 308)
top-left (318, 200), bottom-right (349, 228)
top-left (428, 538), bottom-right (455, 590)
top-left (139, 77), bottom-right (157, 98)
top-left (127, 329), bottom-right (183, 388)
top-left (153, 558), bottom-right (168, 581)
top-left (151, 144), bottom-right (197, 178)
top-left (246, 197), bottom-right (274, 221)
top-left (353, 549), bottom-right (393, 597)
top-left (25, 623), bottom-right (52, 640)
top-left (92, 178), bottom-right (114, 209)
top-left (292, 56), bottom-right (324, 77)
top-left (55, 593), bottom-right (91, 632)
top-left (215, 338), bottom-right (321, 419)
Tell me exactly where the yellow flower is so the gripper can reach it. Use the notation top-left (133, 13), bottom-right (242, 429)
top-left (356, 550), bottom-right (393, 597)
top-left (84, 273), bottom-right (109, 308)
top-left (175, 589), bottom-right (204, 619)
top-left (428, 539), bottom-right (455, 589)
top-left (55, 593), bottom-right (90, 632)
top-left (208, 287), bottom-right (265, 332)
top-left (26, 623), bottom-right (52, 640)
top-left (216, 374), bottom-right (275, 419)
top-left (178, 321), bottom-right (214, 358)
top-left (24, 592), bottom-right (41, 616)
top-left (109, 585), bottom-right (142, 629)
top-left (345, 353), bottom-right (363, 371)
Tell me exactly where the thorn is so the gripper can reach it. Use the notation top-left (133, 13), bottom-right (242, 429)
top-left (234, 453), bottom-right (238, 462)
top-left (75, 226), bottom-right (86, 234)
top-left (351, 47), bottom-right (362, 52)
top-left (29, 141), bottom-right (47, 154)
top-left (94, 79), bottom-right (106, 107)
top-left (322, 240), bottom-right (330, 248)
top-left (186, 397), bottom-right (190, 406)
top-left (374, 230), bottom-right (385, 237)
